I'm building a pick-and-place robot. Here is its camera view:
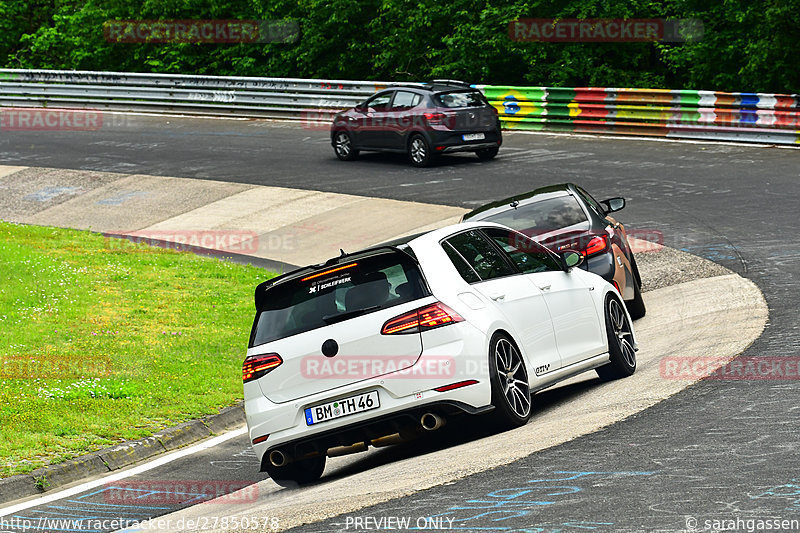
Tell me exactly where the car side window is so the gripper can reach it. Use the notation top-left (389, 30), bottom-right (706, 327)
top-left (442, 242), bottom-right (481, 283)
top-left (444, 231), bottom-right (516, 281)
top-left (483, 228), bottom-right (562, 274)
top-left (391, 91), bottom-right (421, 111)
top-left (365, 92), bottom-right (394, 112)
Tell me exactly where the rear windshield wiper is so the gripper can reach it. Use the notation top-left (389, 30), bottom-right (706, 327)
top-left (322, 305), bottom-right (380, 325)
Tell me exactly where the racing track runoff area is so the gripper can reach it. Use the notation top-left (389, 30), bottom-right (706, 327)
top-left (0, 112), bottom-right (797, 532)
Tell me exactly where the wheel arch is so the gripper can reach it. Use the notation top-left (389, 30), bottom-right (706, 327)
top-left (406, 129), bottom-right (431, 147)
top-left (602, 288), bottom-right (638, 350)
top-left (488, 327), bottom-right (532, 382)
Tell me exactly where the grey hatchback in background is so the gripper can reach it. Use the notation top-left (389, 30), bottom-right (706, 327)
top-left (331, 80), bottom-right (502, 167)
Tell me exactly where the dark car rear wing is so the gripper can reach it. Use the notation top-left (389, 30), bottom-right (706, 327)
top-left (253, 245), bottom-right (424, 310)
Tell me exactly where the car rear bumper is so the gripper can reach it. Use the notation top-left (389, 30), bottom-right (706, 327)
top-left (245, 321), bottom-right (492, 468)
top-left (256, 400), bottom-right (493, 471)
top-left (441, 141), bottom-right (499, 153)
top-left (429, 128), bottom-right (502, 153)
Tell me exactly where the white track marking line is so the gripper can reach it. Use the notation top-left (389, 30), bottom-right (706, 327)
top-left (0, 427), bottom-right (247, 517)
top-left (508, 129), bottom-right (800, 149)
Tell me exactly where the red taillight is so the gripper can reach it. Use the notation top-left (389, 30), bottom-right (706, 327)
top-left (611, 280), bottom-right (620, 293)
top-left (381, 302), bottom-right (463, 335)
top-left (423, 112), bottom-right (446, 124)
top-left (583, 235), bottom-right (609, 257)
top-left (243, 353), bottom-right (282, 383)
top-left (434, 380), bottom-right (479, 392)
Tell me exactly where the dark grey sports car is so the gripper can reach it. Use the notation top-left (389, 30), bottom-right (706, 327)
top-left (462, 183), bottom-right (646, 319)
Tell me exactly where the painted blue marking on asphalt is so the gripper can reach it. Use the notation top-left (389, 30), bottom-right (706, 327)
top-left (24, 186), bottom-right (81, 202)
top-left (63, 499), bottom-right (171, 510)
top-left (96, 191), bottom-right (149, 205)
top-left (40, 505), bottom-right (151, 517)
top-left (26, 508), bottom-right (121, 519)
top-left (423, 471), bottom-right (657, 531)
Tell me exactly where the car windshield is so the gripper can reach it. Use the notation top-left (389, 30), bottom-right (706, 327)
top-left (249, 251), bottom-right (427, 347)
top-left (479, 195), bottom-right (588, 236)
top-left (434, 91), bottom-right (486, 108)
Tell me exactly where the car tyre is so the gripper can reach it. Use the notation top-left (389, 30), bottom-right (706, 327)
top-left (625, 277), bottom-right (646, 320)
top-left (631, 254), bottom-right (643, 288)
top-left (596, 296), bottom-right (637, 381)
top-left (408, 134), bottom-right (435, 167)
top-left (475, 147), bottom-right (499, 161)
top-left (333, 131), bottom-right (359, 161)
top-left (264, 454), bottom-right (326, 487)
top-left (489, 333), bottom-right (532, 428)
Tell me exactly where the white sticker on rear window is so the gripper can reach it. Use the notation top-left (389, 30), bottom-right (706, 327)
top-left (309, 276), bottom-right (351, 293)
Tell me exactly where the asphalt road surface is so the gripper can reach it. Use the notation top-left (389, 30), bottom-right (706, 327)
top-left (2, 116), bottom-right (799, 532)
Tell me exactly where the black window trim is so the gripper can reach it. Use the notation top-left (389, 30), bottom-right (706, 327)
top-left (390, 90), bottom-right (422, 110)
top-left (572, 185), bottom-right (607, 219)
top-left (364, 90), bottom-right (396, 111)
top-left (442, 240), bottom-right (481, 283)
top-left (479, 226), bottom-right (566, 274)
top-left (439, 227), bottom-right (520, 284)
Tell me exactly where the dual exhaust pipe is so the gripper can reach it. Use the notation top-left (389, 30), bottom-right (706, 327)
top-left (268, 449), bottom-right (291, 468)
top-left (420, 412), bottom-right (445, 431)
top-left (267, 412), bottom-right (446, 467)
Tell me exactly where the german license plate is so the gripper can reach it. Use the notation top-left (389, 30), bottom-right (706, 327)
top-left (304, 391), bottom-right (380, 425)
top-left (462, 133), bottom-right (485, 141)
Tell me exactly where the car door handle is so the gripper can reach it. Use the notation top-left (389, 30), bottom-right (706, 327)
top-left (538, 284), bottom-right (551, 291)
top-left (489, 292), bottom-right (505, 301)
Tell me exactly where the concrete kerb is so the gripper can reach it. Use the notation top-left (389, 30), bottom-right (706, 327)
top-left (0, 405), bottom-right (245, 505)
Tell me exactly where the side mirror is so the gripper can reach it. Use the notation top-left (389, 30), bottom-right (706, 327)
top-left (561, 250), bottom-right (584, 271)
top-left (601, 197), bottom-right (625, 213)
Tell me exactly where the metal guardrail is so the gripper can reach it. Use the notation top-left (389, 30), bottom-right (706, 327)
top-left (476, 85), bottom-right (800, 145)
top-left (1, 69), bottom-right (798, 144)
top-left (0, 69), bottom-right (390, 119)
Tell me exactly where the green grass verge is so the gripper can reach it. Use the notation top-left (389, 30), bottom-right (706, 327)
top-left (0, 221), bottom-right (275, 478)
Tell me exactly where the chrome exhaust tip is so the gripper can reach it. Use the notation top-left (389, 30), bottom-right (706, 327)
top-left (269, 449), bottom-right (290, 467)
top-left (420, 412), bottom-right (446, 431)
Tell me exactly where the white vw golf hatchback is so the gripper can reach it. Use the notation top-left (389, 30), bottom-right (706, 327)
top-left (244, 222), bottom-right (637, 486)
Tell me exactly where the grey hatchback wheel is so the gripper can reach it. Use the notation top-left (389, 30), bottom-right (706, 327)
top-left (408, 134), bottom-right (435, 167)
top-left (333, 131), bottom-right (358, 161)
